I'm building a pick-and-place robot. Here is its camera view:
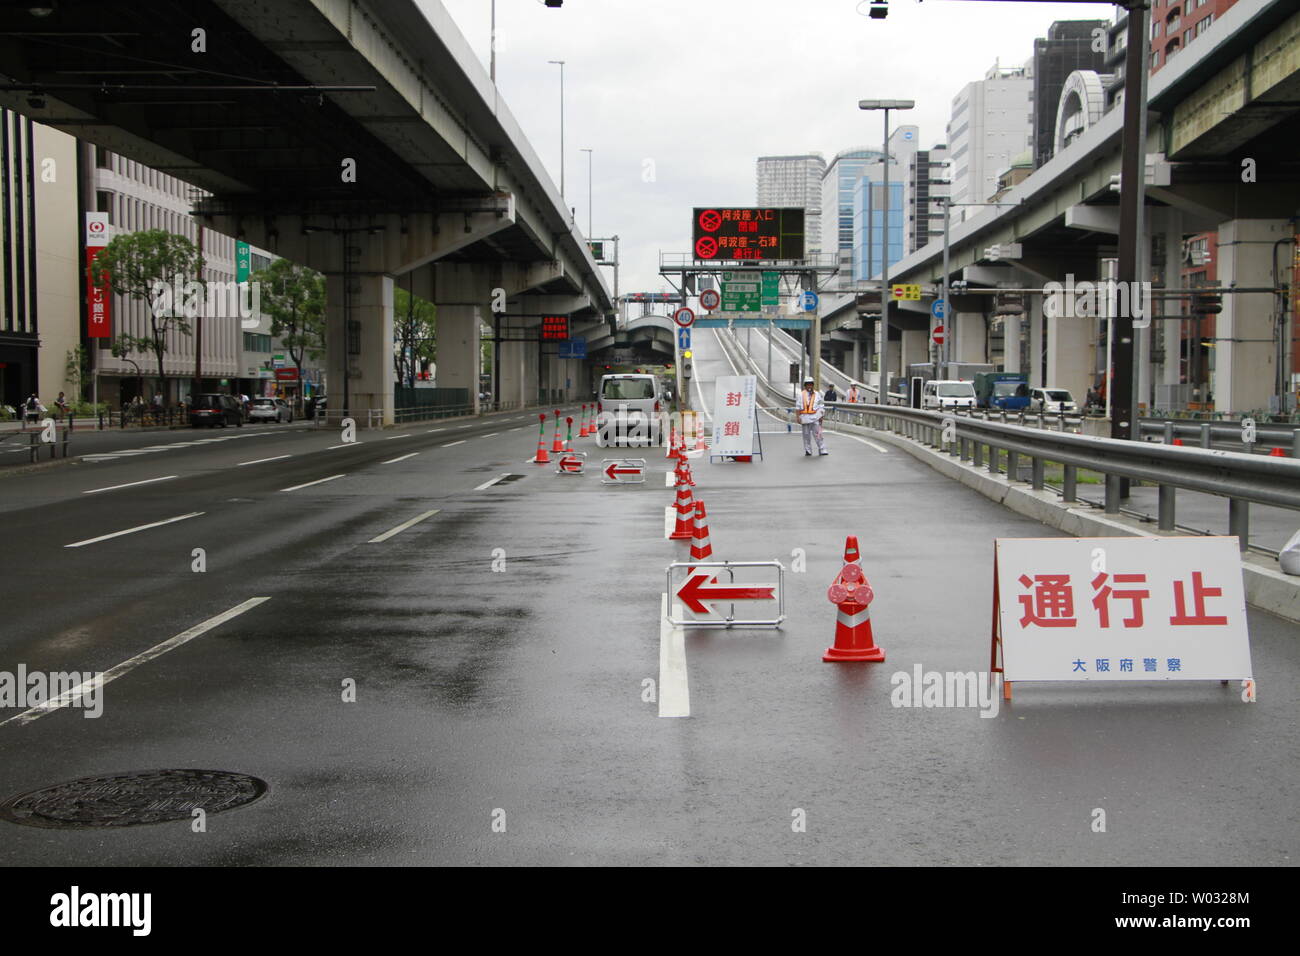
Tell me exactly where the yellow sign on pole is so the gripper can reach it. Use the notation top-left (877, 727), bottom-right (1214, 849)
top-left (891, 284), bottom-right (922, 301)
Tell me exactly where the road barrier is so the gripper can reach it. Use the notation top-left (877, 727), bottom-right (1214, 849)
top-left (824, 399), bottom-right (1300, 555)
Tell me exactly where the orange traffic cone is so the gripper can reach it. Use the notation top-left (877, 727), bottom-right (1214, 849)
top-left (550, 409), bottom-right (564, 453)
top-left (694, 427), bottom-right (708, 451)
top-left (823, 535), bottom-right (885, 663)
top-left (666, 419), bottom-right (678, 459)
top-left (670, 474), bottom-right (695, 540)
top-left (582, 405), bottom-right (593, 437)
top-left (1269, 446), bottom-right (1286, 457)
top-left (563, 416), bottom-right (574, 452)
top-left (532, 413), bottom-right (550, 464)
top-left (676, 458), bottom-right (695, 487)
top-left (1172, 438), bottom-right (1184, 446)
top-left (689, 500), bottom-right (713, 562)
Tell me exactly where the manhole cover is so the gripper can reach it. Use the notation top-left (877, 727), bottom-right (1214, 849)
top-left (0, 770), bottom-right (267, 829)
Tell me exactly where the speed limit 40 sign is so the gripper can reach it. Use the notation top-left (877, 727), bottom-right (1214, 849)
top-left (700, 289), bottom-right (720, 311)
top-left (673, 307), bottom-right (695, 328)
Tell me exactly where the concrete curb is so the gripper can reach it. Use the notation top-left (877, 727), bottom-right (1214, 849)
top-left (824, 416), bottom-right (1300, 625)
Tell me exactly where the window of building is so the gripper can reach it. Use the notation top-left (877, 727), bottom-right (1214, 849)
top-left (243, 332), bottom-right (272, 352)
top-left (95, 146), bottom-right (111, 168)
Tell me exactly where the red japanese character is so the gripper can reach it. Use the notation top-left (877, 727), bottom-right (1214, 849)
top-left (725, 392), bottom-right (741, 407)
top-left (1091, 572), bottom-right (1150, 628)
top-left (723, 421), bottom-right (740, 436)
top-left (1169, 571), bottom-right (1228, 626)
top-left (1017, 573), bottom-right (1077, 628)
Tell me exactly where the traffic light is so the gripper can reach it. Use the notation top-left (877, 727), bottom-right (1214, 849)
top-left (1192, 291), bottom-right (1222, 316)
top-left (682, 359), bottom-right (694, 379)
top-left (682, 349), bottom-right (693, 360)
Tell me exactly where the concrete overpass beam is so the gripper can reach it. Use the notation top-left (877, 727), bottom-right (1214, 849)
top-left (1064, 205), bottom-right (1119, 235)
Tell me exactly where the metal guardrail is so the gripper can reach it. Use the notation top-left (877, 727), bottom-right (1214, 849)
top-left (1138, 419), bottom-right (1300, 457)
top-left (823, 401), bottom-right (1300, 553)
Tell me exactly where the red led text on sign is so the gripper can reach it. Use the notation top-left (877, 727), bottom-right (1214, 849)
top-left (541, 316), bottom-right (570, 340)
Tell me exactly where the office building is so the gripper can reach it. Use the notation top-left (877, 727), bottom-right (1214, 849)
top-left (755, 153), bottom-right (826, 256)
top-left (1031, 20), bottom-right (1108, 168)
top-left (947, 63), bottom-right (1033, 217)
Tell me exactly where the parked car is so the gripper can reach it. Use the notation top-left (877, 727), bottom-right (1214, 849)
top-left (921, 380), bottom-right (977, 410)
top-left (596, 373), bottom-right (663, 447)
top-left (188, 393), bottom-right (244, 428)
top-left (248, 397), bottom-right (293, 423)
top-left (1029, 387), bottom-right (1078, 414)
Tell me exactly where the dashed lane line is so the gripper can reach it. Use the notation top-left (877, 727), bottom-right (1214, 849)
top-left (237, 455), bottom-right (292, 466)
top-left (82, 475), bottom-right (177, 495)
top-left (441, 440), bottom-right (466, 448)
top-left (382, 452), bottom-right (419, 464)
top-left (367, 508), bottom-right (440, 544)
top-left (65, 511), bottom-right (205, 549)
top-left (280, 474), bottom-right (345, 492)
top-left (327, 443), bottom-right (362, 449)
top-left (0, 597), bottom-right (270, 728)
top-left (383, 434), bottom-right (412, 440)
top-left (474, 474), bottom-right (510, 490)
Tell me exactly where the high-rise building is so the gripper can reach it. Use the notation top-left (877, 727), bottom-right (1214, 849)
top-left (821, 148), bottom-right (884, 284)
top-left (947, 62), bottom-right (1033, 217)
top-left (1151, 0), bottom-right (1239, 73)
top-left (853, 178), bottom-right (905, 283)
top-left (1031, 20), bottom-right (1108, 168)
top-left (756, 153), bottom-right (825, 255)
top-left (906, 144), bottom-right (949, 254)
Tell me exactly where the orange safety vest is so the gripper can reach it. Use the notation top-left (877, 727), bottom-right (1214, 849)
top-left (801, 392), bottom-right (817, 416)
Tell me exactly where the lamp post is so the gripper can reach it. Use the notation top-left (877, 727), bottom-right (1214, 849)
top-left (859, 99), bottom-right (914, 405)
top-left (548, 60), bottom-right (566, 199)
top-left (580, 147), bottom-right (593, 237)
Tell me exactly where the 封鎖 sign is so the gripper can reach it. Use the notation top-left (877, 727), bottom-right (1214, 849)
top-left (709, 375), bottom-right (758, 457)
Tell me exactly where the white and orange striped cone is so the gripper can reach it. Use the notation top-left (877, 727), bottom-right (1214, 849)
top-left (562, 416), bottom-right (575, 452)
top-left (689, 500), bottom-right (713, 563)
top-left (675, 457), bottom-right (695, 488)
top-left (581, 405), bottom-right (592, 437)
top-left (693, 423), bottom-right (709, 452)
top-left (823, 535), bottom-right (885, 663)
top-left (670, 474), bottom-right (695, 540)
top-left (532, 413), bottom-right (550, 464)
top-left (550, 409), bottom-right (564, 453)
top-left (666, 419), bottom-right (679, 459)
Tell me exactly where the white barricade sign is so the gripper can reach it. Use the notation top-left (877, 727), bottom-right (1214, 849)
top-left (709, 374), bottom-right (758, 458)
top-left (992, 537), bottom-right (1253, 691)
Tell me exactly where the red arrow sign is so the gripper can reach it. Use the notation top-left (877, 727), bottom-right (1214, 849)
top-left (604, 462), bottom-right (642, 480)
top-left (676, 573), bottom-right (776, 614)
top-left (559, 456), bottom-right (583, 472)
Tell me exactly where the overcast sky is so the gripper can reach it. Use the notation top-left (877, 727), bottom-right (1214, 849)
top-left (429, 0), bottom-right (1120, 296)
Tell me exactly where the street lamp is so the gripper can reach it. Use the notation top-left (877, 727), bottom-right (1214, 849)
top-left (580, 147), bottom-right (593, 237)
top-left (859, 99), bottom-right (914, 405)
top-left (548, 60), bottom-right (566, 199)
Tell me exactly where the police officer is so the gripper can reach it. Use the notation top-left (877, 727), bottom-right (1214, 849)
top-left (797, 377), bottom-right (828, 456)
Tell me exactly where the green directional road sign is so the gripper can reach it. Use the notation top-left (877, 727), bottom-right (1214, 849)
top-left (721, 271), bottom-right (762, 312)
top-left (236, 240), bottom-right (251, 283)
top-left (761, 271), bottom-right (779, 306)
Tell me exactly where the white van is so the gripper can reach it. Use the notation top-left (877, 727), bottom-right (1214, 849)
top-left (596, 373), bottom-right (663, 446)
top-left (921, 380), bottom-right (977, 410)
top-left (1029, 387), bottom-right (1078, 413)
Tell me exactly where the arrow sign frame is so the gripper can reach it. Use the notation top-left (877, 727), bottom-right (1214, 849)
top-left (600, 458), bottom-right (647, 484)
top-left (556, 452), bottom-right (587, 475)
top-left (665, 560), bottom-right (785, 628)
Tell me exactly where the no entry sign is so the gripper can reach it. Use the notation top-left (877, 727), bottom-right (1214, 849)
top-left (932, 325), bottom-right (945, 345)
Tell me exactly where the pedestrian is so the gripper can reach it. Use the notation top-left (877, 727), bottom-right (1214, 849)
top-left (847, 383), bottom-right (860, 404)
top-left (825, 382), bottom-right (838, 403)
top-left (797, 377), bottom-right (828, 456)
top-left (23, 393), bottom-right (45, 425)
top-left (54, 391), bottom-right (68, 421)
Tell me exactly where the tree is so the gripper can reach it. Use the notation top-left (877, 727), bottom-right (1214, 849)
top-left (110, 336), bottom-right (144, 402)
top-left (394, 285), bottom-right (437, 388)
top-left (92, 229), bottom-right (203, 401)
top-left (253, 258), bottom-right (326, 414)
top-left (65, 346), bottom-right (91, 401)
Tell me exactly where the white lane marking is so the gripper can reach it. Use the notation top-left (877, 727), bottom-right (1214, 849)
top-left (454, 424), bottom-right (472, 429)
top-left (474, 473), bottom-right (510, 491)
top-left (367, 508), bottom-right (440, 544)
top-left (384, 434), bottom-right (411, 440)
top-left (0, 597), bottom-right (270, 728)
top-left (481, 432), bottom-right (500, 439)
top-left (382, 452), bottom-right (419, 464)
top-left (426, 428), bottom-right (446, 433)
top-left (281, 474), bottom-right (345, 492)
top-left (83, 456), bottom-right (120, 461)
top-left (664, 504), bottom-right (675, 539)
top-left (82, 475), bottom-right (177, 495)
top-left (65, 511), bottom-right (204, 549)
top-left (664, 471), bottom-right (674, 488)
top-left (658, 593), bottom-right (690, 718)
top-left (237, 455), bottom-right (292, 466)
top-left (441, 440), bottom-right (466, 448)
top-left (328, 442), bottom-right (362, 449)
top-left (828, 430), bottom-right (890, 454)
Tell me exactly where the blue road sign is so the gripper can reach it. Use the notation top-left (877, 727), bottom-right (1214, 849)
top-left (558, 339), bottom-right (587, 359)
top-left (800, 291), bottom-right (819, 312)
top-left (931, 298), bottom-right (946, 320)
top-left (678, 327), bottom-right (691, 351)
